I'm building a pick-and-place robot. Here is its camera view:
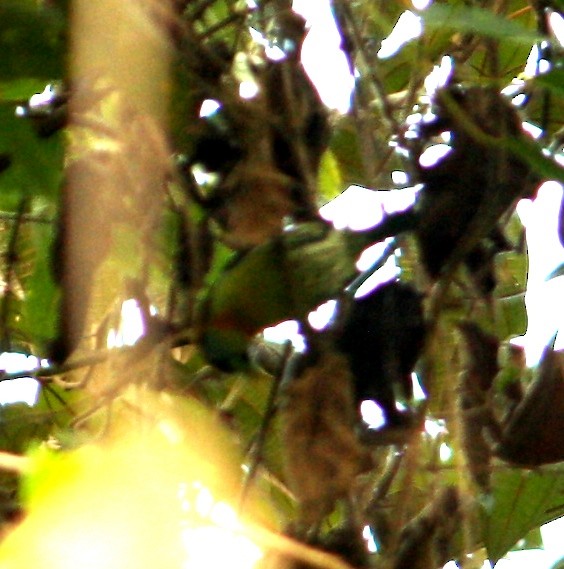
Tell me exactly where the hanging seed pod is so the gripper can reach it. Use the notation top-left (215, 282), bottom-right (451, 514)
top-left (336, 280), bottom-right (426, 427)
top-left (279, 349), bottom-right (373, 528)
top-left (415, 86), bottom-right (541, 291)
top-left (496, 346), bottom-right (564, 466)
top-left (457, 321), bottom-right (501, 491)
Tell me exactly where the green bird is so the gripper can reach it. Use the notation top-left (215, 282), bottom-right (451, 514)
top-left (198, 214), bottom-right (416, 371)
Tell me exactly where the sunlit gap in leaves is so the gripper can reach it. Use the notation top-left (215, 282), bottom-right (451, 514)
top-left (514, 182), bottom-right (564, 365)
top-left (531, 15), bottom-right (564, 353)
top-left (190, 99), bottom-right (224, 186)
top-left (292, 0), bottom-right (353, 113)
top-left (375, 0), bottom-right (438, 61)
top-left (423, 419), bottom-right (453, 463)
top-left (248, 27), bottom-right (285, 62)
top-left (549, 10), bottom-right (564, 44)
top-left (413, 0), bottom-right (433, 9)
top-left (232, 53), bottom-right (261, 99)
top-left (508, 5), bottom-right (564, 362)
top-left (0, 353), bottom-right (41, 405)
top-left (378, 11), bottom-right (423, 60)
top-left (15, 84), bottom-right (59, 118)
top-left (362, 525), bottom-right (378, 553)
top-left (293, 0), bottom-right (433, 103)
top-left (503, 39), bottom-right (553, 108)
top-left (106, 298), bottom-right (148, 349)
top-left (360, 372), bottom-right (427, 431)
top-left (199, 99), bottom-right (221, 118)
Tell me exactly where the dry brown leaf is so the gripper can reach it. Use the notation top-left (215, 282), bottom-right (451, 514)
top-left (279, 351), bottom-right (372, 527)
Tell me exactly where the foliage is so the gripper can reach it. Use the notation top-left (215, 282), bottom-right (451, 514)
top-left (0, 0), bottom-right (563, 568)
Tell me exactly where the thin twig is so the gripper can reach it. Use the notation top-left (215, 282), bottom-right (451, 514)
top-left (0, 212), bottom-right (52, 224)
top-left (345, 239), bottom-right (398, 296)
top-left (187, 0), bottom-right (219, 24)
top-left (240, 341), bottom-right (293, 511)
top-left (198, 10), bottom-right (249, 40)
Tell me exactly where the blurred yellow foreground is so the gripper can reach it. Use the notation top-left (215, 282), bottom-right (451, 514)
top-left (0, 391), bottom-right (266, 569)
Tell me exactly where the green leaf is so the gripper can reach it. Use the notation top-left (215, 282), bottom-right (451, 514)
top-left (463, 10), bottom-right (536, 84)
top-left (536, 69), bottom-right (564, 98)
top-left (510, 526), bottom-right (543, 552)
top-left (0, 402), bottom-right (52, 454)
top-left (0, 1), bottom-right (66, 81)
top-left (493, 247), bottom-right (528, 339)
top-left (505, 136), bottom-right (564, 184)
top-left (0, 79), bottom-right (53, 102)
top-left (34, 383), bottom-right (81, 432)
top-left (423, 4), bottom-right (542, 45)
top-left (187, 0), bottom-right (245, 47)
top-left (484, 467), bottom-right (564, 564)
top-left (355, 1), bottom-right (405, 42)
top-left (330, 117), bottom-right (366, 187)
top-left (0, 201), bottom-right (59, 354)
top-left (495, 250), bottom-right (528, 298)
top-left (18, 221), bottom-right (60, 355)
top-left (318, 149), bottom-right (343, 203)
top-left (517, 68), bottom-right (564, 136)
top-left (0, 105), bottom-right (64, 207)
top-left (496, 293), bottom-right (527, 339)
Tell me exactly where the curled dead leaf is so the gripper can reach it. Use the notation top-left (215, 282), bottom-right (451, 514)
top-left (279, 351), bottom-right (372, 528)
